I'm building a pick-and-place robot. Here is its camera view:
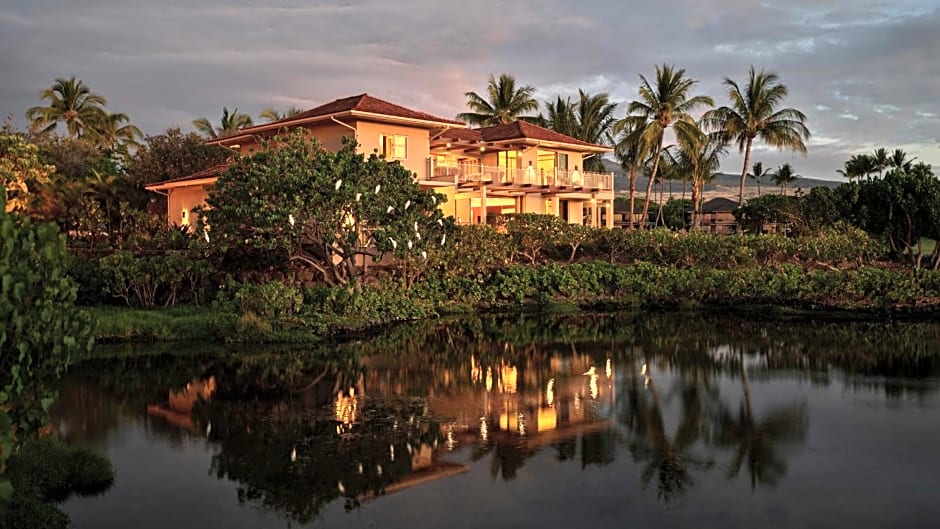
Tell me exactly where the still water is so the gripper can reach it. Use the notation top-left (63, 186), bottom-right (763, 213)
top-left (53, 313), bottom-right (940, 528)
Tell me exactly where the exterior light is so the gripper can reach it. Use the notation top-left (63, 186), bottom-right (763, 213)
top-left (480, 146), bottom-right (486, 152)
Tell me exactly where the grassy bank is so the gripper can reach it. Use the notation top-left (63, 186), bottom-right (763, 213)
top-left (87, 262), bottom-right (940, 344)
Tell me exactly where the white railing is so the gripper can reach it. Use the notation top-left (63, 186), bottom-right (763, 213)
top-left (429, 163), bottom-right (612, 190)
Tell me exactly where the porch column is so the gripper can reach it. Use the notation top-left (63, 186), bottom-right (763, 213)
top-left (606, 200), bottom-right (614, 228)
top-left (480, 185), bottom-right (487, 225)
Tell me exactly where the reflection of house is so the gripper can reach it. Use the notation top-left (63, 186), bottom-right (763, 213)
top-left (145, 93), bottom-right (614, 228)
top-left (146, 377), bottom-right (216, 432)
top-left (698, 197), bottom-right (739, 234)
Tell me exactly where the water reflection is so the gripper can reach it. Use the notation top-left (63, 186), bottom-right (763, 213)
top-left (53, 313), bottom-right (940, 527)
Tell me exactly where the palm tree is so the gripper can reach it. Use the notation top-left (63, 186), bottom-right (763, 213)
top-left (543, 90), bottom-right (618, 171)
top-left (671, 121), bottom-right (729, 228)
top-left (259, 106), bottom-right (304, 123)
top-left (750, 161), bottom-right (772, 197)
top-left (91, 112), bottom-right (143, 150)
top-left (702, 66), bottom-right (810, 204)
top-left (837, 154), bottom-right (876, 181)
top-left (614, 64), bottom-right (714, 226)
top-left (26, 77), bottom-right (108, 138)
top-left (870, 147), bottom-right (889, 178)
top-left (615, 125), bottom-right (653, 230)
top-left (192, 107), bottom-right (254, 139)
top-left (457, 73), bottom-right (539, 126)
top-left (541, 96), bottom-right (578, 137)
top-left (890, 148), bottom-right (915, 171)
top-left (772, 163), bottom-right (800, 195)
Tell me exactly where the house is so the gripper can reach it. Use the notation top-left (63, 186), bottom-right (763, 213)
top-left (608, 198), bottom-right (648, 229)
top-left (145, 93), bottom-right (615, 228)
top-left (698, 197), bottom-right (739, 234)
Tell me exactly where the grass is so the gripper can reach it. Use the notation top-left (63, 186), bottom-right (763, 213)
top-left (89, 305), bottom-right (227, 342)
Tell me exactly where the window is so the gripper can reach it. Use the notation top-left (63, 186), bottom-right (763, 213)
top-left (557, 153), bottom-right (568, 171)
top-left (497, 150), bottom-right (518, 169)
top-left (380, 134), bottom-right (407, 159)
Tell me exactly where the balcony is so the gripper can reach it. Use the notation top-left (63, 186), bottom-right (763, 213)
top-left (427, 162), bottom-right (613, 192)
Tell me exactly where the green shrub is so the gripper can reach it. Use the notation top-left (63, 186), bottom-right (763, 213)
top-left (92, 250), bottom-right (212, 307)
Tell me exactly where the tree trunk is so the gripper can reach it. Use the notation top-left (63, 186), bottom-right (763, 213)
top-left (629, 165), bottom-right (637, 231)
top-left (641, 136), bottom-right (664, 229)
top-left (738, 137), bottom-right (754, 205)
top-left (691, 183), bottom-right (701, 228)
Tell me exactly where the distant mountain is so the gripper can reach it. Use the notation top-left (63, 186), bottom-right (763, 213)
top-left (601, 159), bottom-right (842, 197)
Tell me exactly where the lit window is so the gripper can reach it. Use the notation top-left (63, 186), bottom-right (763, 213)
top-left (497, 150), bottom-right (518, 169)
top-left (380, 134), bottom-right (407, 159)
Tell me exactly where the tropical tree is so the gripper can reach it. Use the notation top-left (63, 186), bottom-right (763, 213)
top-left (890, 148), bottom-right (915, 171)
top-left (614, 64), bottom-right (714, 226)
top-left (192, 107), bottom-right (254, 139)
top-left (203, 132), bottom-right (449, 286)
top-left (25, 77), bottom-right (108, 139)
top-left (259, 106), bottom-right (304, 123)
top-left (614, 124), bottom-right (652, 230)
top-left (870, 147), bottom-right (890, 178)
top-left (669, 122), bottom-right (729, 228)
top-left (837, 153), bottom-right (876, 180)
top-left (90, 112), bottom-right (143, 150)
top-left (772, 163), bottom-right (800, 195)
top-left (702, 66), bottom-right (810, 204)
top-left (541, 90), bottom-right (618, 171)
top-left (457, 73), bottom-right (539, 126)
top-left (1, 134), bottom-right (55, 213)
top-left (750, 161), bottom-right (772, 197)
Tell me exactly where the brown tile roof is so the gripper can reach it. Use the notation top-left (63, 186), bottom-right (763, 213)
top-left (435, 128), bottom-right (482, 142)
top-left (479, 121), bottom-right (609, 150)
top-left (145, 163), bottom-right (230, 188)
top-left (217, 94), bottom-right (465, 142)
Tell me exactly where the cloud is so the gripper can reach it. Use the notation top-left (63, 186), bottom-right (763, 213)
top-left (0, 0), bottom-right (937, 180)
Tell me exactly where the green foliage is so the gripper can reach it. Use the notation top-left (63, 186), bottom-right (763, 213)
top-left (204, 132), bottom-right (448, 285)
top-left (93, 250), bottom-right (212, 307)
top-left (0, 196), bottom-right (94, 438)
top-left (1, 134), bottom-right (55, 213)
top-left (433, 224), bottom-right (514, 277)
top-left (661, 198), bottom-right (692, 230)
top-left (231, 281), bottom-right (304, 319)
top-left (503, 213), bottom-right (568, 264)
top-left (734, 194), bottom-right (802, 233)
top-left (1, 438), bottom-right (113, 529)
top-left (125, 127), bottom-right (229, 187)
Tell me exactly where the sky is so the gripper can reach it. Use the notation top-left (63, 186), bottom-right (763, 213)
top-left (1, 0), bottom-right (938, 180)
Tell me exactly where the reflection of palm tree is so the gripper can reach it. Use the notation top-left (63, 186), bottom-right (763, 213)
top-left (716, 351), bottom-right (807, 489)
top-left (622, 355), bottom-right (710, 502)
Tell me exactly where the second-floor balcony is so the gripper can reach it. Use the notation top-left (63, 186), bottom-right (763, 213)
top-left (427, 162), bottom-right (613, 192)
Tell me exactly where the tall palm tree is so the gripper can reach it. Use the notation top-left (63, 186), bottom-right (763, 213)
top-left (192, 107), bottom-right (254, 139)
top-left (615, 64), bottom-right (714, 226)
top-left (772, 163), bottom-right (800, 195)
top-left (457, 73), bottom-right (539, 126)
top-left (90, 112), bottom-right (143, 150)
top-left (258, 106), bottom-right (304, 123)
top-left (702, 66), bottom-right (810, 204)
top-left (750, 161), bottom-right (772, 197)
top-left (870, 147), bottom-right (889, 178)
top-left (670, 121), bottom-right (729, 228)
top-left (541, 96), bottom-right (578, 137)
top-left (575, 90), bottom-right (618, 171)
top-left (26, 77), bottom-right (108, 138)
top-left (889, 148), bottom-right (915, 171)
top-left (615, 124), bottom-right (653, 230)
top-left (837, 154), bottom-right (876, 181)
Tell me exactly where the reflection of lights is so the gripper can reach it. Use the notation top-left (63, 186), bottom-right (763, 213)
top-left (518, 413), bottom-right (526, 436)
top-left (338, 481), bottom-right (345, 493)
top-left (446, 428), bottom-right (456, 450)
top-left (589, 374), bottom-right (599, 400)
top-left (582, 366), bottom-right (596, 376)
top-left (290, 446), bottom-right (297, 462)
top-left (377, 464), bottom-right (383, 476)
top-left (471, 355), bottom-right (482, 384)
top-left (606, 358), bottom-right (612, 379)
top-left (358, 463), bottom-right (364, 474)
top-left (574, 392), bottom-right (581, 410)
top-left (390, 444), bottom-right (395, 461)
top-left (485, 368), bottom-right (493, 392)
top-left (500, 362), bottom-right (517, 394)
top-left (641, 363), bottom-right (647, 375)
top-left (206, 422), bottom-right (212, 438)
top-left (644, 376), bottom-right (651, 389)
top-left (480, 416), bottom-right (489, 442)
top-left (335, 390), bottom-right (359, 426)
top-left (546, 378), bottom-right (555, 406)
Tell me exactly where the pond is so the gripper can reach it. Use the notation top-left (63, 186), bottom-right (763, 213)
top-left (53, 313), bottom-right (940, 529)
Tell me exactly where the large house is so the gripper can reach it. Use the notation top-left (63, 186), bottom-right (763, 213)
top-left (146, 94), bottom-right (615, 228)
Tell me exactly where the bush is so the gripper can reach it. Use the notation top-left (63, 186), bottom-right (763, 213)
top-left (88, 250), bottom-right (212, 307)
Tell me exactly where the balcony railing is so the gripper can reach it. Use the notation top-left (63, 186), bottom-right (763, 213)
top-left (428, 162), bottom-right (613, 191)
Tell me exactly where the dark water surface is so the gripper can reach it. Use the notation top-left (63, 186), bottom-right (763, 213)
top-left (53, 313), bottom-right (940, 529)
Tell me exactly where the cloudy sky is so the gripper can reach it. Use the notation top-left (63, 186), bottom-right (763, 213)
top-left (2, 0), bottom-right (938, 179)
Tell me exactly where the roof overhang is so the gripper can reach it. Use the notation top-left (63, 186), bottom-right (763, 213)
top-left (145, 177), bottom-right (218, 192)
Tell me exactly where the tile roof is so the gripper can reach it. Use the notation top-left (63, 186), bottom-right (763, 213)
top-left (701, 197), bottom-right (740, 213)
top-left (220, 94), bottom-right (465, 141)
top-left (145, 163), bottom-right (231, 188)
top-left (479, 121), bottom-right (609, 149)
